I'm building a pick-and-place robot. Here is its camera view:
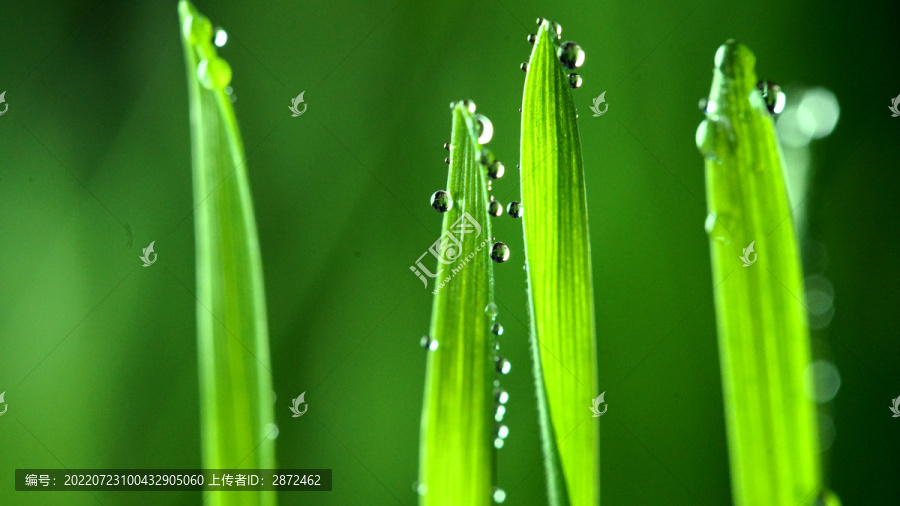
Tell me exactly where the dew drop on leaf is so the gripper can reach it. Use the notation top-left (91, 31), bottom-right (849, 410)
top-left (491, 322), bottom-right (504, 336)
top-left (462, 99), bottom-right (477, 113)
top-left (491, 242), bottom-right (510, 263)
top-left (496, 424), bottom-right (509, 439)
top-left (494, 387), bottom-right (509, 404)
top-left (494, 404), bottom-right (506, 422)
top-left (487, 160), bottom-right (505, 179)
top-left (548, 21), bottom-right (562, 38)
top-left (420, 335), bottom-right (439, 351)
top-left (444, 157), bottom-right (451, 165)
top-left (485, 302), bottom-right (499, 320)
top-left (558, 41), bottom-right (585, 69)
top-left (213, 28), bottom-right (228, 47)
top-left (475, 114), bottom-right (494, 144)
top-left (492, 487), bottom-right (507, 503)
top-left (430, 191), bottom-right (452, 212)
top-left (757, 80), bottom-right (786, 115)
top-left (568, 73), bottom-right (583, 89)
top-left (489, 201), bottom-right (503, 217)
top-left (443, 142), bottom-right (451, 150)
top-left (197, 57), bottom-right (232, 90)
top-left (520, 62), bottom-right (529, 72)
top-left (526, 34), bottom-right (536, 44)
top-left (495, 356), bottom-right (511, 374)
top-left (184, 14), bottom-right (213, 45)
top-left (507, 201), bottom-right (523, 218)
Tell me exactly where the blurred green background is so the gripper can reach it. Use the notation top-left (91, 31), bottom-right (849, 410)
top-left (2, 0), bottom-right (898, 504)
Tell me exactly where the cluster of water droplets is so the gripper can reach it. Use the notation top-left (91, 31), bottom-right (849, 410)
top-left (522, 18), bottom-right (585, 89)
top-left (182, 10), bottom-right (234, 94)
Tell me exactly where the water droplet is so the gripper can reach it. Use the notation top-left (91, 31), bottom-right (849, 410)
top-left (568, 73), bottom-right (583, 88)
top-left (462, 99), bottom-right (477, 113)
top-left (492, 487), bottom-right (507, 503)
top-left (494, 438), bottom-right (505, 449)
top-left (420, 335), bottom-right (439, 351)
top-left (491, 323), bottom-right (504, 336)
top-left (520, 62), bottom-right (529, 72)
top-left (497, 424), bottom-right (509, 439)
top-left (507, 201), bottom-right (523, 218)
top-left (443, 142), bottom-right (451, 150)
top-left (494, 404), bottom-right (506, 422)
top-left (757, 80), bottom-right (786, 116)
top-left (213, 28), bottom-right (228, 47)
top-left (197, 57), bottom-right (233, 90)
top-left (431, 191), bottom-right (452, 212)
top-left (491, 242), bottom-right (510, 263)
top-left (548, 21), bottom-right (562, 38)
top-left (492, 340), bottom-right (500, 351)
top-left (489, 201), bottom-right (503, 217)
top-left (480, 149), bottom-right (495, 166)
top-left (485, 302), bottom-right (498, 320)
top-left (495, 357), bottom-right (511, 374)
top-left (264, 422), bottom-right (280, 440)
top-left (475, 114), bottom-right (494, 144)
top-left (444, 157), bottom-right (451, 165)
top-left (535, 17), bottom-right (545, 26)
top-left (698, 97), bottom-right (708, 113)
top-left (814, 488), bottom-right (840, 506)
top-left (704, 213), bottom-right (733, 244)
top-left (557, 42), bottom-right (585, 70)
top-left (494, 387), bottom-right (509, 404)
top-left (695, 120), bottom-right (713, 159)
top-left (488, 160), bottom-right (505, 179)
top-left (526, 34), bottom-right (536, 44)
top-left (184, 14), bottom-right (213, 45)
top-left (415, 482), bottom-right (428, 496)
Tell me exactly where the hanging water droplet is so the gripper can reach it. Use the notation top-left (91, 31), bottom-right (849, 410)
top-left (548, 21), bottom-right (562, 39)
top-left (485, 302), bottom-right (498, 320)
top-left (489, 201), bottom-right (503, 217)
top-left (480, 149), bottom-right (495, 166)
top-left (443, 142), bottom-right (451, 150)
top-left (757, 80), bottom-right (786, 116)
top-left (495, 357), bottom-right (511, 374)
top-left (494, 404), bottom-right (506, 422)
top-left (475, 114), bottom-right (494, 144)
top-left (491, 323), bottom-right (504, 336)
top-left (492, 487), bottom-right (507, 503)
top-left (535, 17), bottom-right (545, 26)
top-left (462, 99), bottom-right (477, 113)
top-left (415, 482), bottom-right (428, 496)
top-left (487, 160), bottom-right (505, 179)
top-left (494, 438), bottom-right (504, 449)
top-left (491, 242), bottom-right (510, 263)
top-left (526, 34), bottom-right (536, 44)
top-left (496, 424), bottom-right (509, 439)
top-left (431, 191), bottom-right (452, 212)
top-left (492, 340), bottom-right (500, 351)
top-left (698, 97), bottom-right (708, 113)
top-left (557, 42), bottom-right (585, 69)
top-left (494, 387), bottom-right (509, 404)
top-left (694, 119), bottom-right (720, 162)
top-left (420, 335), bottom-right (439, 351)
top-left (197, 57), bottom-right (233, 90)
top-left (444, 157), bottom-right (451, 165)
top-left (568, 73), bottom-right (583, 88)
top-left (520, 62), bottom-right (529, 72)
top-left (213, 28), bottom-right (228, 47)
top-left (507, 201), bottom-right (523, 218)
top-left (264, 422), bottom-right (280, 440)
top-left (184, 14), bottom-right (213, 45)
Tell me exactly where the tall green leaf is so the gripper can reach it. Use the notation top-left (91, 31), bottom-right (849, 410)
top-left (698, 40), bottom-right (836, 506)
top-left (178, 3), bottom-right (277, 505)
top-left (419, 102), bottom-right (498, 506)
top-left (520, 20), bottom-right (599, 506)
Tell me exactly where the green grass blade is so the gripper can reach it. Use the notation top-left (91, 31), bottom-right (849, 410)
top-left (178, 3), bottom-right (277, 505)
top-left (419, 102), bottom-right (497, 506)
top-left (699, 40), bottom-right (836, 506)
top-left (520, 20), bottom-right (598, 506)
